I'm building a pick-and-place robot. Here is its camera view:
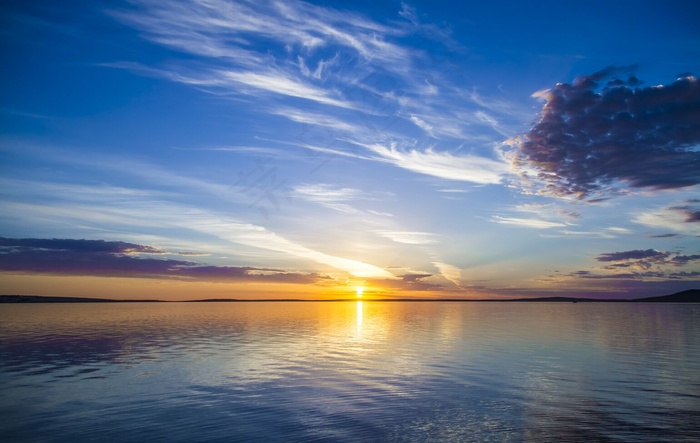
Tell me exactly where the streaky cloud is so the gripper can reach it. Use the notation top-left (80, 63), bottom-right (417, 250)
top-left (0, 237), bottom-right (326, 284)
top-left (356, 141), bottom-right (508, 184)
top-left (634, 203), bottom-right (700, 235)
top-left (596, 249), bottom-right (670, 262)
top-left (490, 216), bottom-right (566, 229)
top-left (433, 261), bottom-right (463, 288)
top-left (374, 230), bottom-right (438, 245)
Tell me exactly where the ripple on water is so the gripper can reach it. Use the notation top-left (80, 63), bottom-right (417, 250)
top-left (0, 302), bottom-right (699, 442)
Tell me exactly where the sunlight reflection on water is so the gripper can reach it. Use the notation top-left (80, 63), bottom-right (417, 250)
top-left (0, 302), bottom-right (699, 442)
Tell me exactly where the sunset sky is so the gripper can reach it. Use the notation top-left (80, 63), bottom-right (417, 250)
top-left (1, 0), bottom-right (699, 300)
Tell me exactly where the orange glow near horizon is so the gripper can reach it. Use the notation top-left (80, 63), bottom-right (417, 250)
top-left (0, 273), bottom-right (505, 301)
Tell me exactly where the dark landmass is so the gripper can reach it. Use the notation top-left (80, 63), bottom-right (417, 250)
top-left (630, 289), bottom-right (700, 303)
top-left (1, 289), bottom-right (698, 303)
top-left (0, 295), bottom-right (162, 303)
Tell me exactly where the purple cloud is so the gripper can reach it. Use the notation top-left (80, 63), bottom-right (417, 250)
top-left (514, 68), bottom-right (700, 198)
top-left (596, 249), bottom-right (670, 262)
top-left (0, 237), bottom-right (325, 284)
top-left (365, 272), bottom-right (444, 292)
top-left (564, 247), bottom-right (700, 282)
top-left (0, 237), bottom-right (166, 254)
top-left (671, 254), bottom-right (700, 266)
top-left (669, 204), bottom-right (700, 223)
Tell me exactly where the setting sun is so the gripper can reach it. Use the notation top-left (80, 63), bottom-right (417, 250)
top-left (355, 286), bottom-right (364, 298)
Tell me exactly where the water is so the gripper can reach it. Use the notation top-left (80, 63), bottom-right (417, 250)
top-left (1, 301), bottom-right (698, 442)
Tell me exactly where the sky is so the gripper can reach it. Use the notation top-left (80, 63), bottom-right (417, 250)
top-left (1, 0), bottom-right (699, 300)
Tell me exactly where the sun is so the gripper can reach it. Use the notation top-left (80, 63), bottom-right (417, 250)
top-left (355, 286), bottom-right (364, 298)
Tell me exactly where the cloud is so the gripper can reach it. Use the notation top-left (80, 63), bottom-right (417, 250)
top-left (366, 272), bottom-right (444, 292)
top-left (104, 0), bottom-right (530, 189)
top-left (669, 271), bottom-right (700, 278)
top-left (512, 68), bottom-right (700, 198)
top-left (634, 202), bottom-right (700, 235)
top-left (109, 0), bottom-right (412, 106)
top-left (292, 183), bottom-right (373, 214)
top-left (433, 261), bottom-right (462, 288)
top-left (358, 141), bottom-right (508, 184)
top-left (1, 171), bottom-right (396, 279)
top-left (0, 237), bottom-right (325, 284)
top-left (272, 108), bottom-right (360, 132)
top-left (596, 249), bottom-right (670, 263)
top-left (220, 70), bottom-right (353, 109)
top-left (374, 230), bottom-right (438, 245)
top-left (669, 205), bottom-right (700, 223)
top-left (490, 216), bottom-right (566, 229)
top-left (671, 254), bottom-right (700, 266)
top-left (0, 237), bottom-right (166, 255)
top-left (409, 114), bottom-right (435, 136)
top-left (596, 249), bottom-right (700, 276)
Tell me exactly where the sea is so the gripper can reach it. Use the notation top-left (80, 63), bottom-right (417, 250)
top-left (1, 301), bottom-right (698, 442)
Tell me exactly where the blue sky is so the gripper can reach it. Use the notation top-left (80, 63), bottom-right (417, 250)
top-left (1, 0), bottom-right (699, 299)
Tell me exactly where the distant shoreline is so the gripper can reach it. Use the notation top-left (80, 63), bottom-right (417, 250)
top-left (1, 290), bottom-right (698, 304)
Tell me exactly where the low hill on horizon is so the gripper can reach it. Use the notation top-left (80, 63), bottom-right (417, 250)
top-left (631, 289), bottom-right (700, 303)
top-left (0, 295), bottom-right (162, 303)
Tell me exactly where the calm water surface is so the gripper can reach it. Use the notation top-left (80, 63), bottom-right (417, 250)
top-left (1, 302), bottom-right (699, 442)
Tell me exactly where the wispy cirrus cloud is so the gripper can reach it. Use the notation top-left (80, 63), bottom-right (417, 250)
top-left (108, 0), bottom-right (410, 106)
top-left (490, 216), bottom-right (567, 229)
top-left (512, 68), bottom-right (700, 199)
top-left (433, 261), bottom-right (463, 288)
top-left (374, 230), bottom-right (438, 245)
top-left (1, 168), bottom-right (395, 279)
top-left (356, 141), bottom-right (508, 184)
top-left (292, 183), bottom-right (365, 214)
top-left (220, 70), bottom-right (354, 109)
top-left (106, 0), bottom-right (525, 186)
top-left (271, 108), bottom-right (361, 132)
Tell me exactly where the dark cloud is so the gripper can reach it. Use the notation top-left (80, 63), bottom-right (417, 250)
top-left (595, 249), bottom-right (700, 268)
top-left (669, 205), bottom-right (700, 223)
top-left (572, 270), bottom-right (591, 275)
top-left (566, 248), bottom-right (700, 282)
top-left (179, 266), bottom-right (327, 284)
top-left (0, 237), bottom-right (166, 254)
top-left (596, 249), bottom-right (669, 262)
top-left (669, 271), bottom-right (700, 278)
top-left (514, 67), bottom-right (700, 199)
top-left (671, 254), bottom-right (700, 266)
top-left (649, 233), bottom-right (679, 238)
top-left (0, 237), bottom-right (325, 284)
top-left (577, 273), bottom-right (640, 280)
top-left (366, 273), bottom-right (444, 292)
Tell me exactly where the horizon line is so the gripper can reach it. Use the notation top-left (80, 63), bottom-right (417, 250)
top-left (2, 290), bottom-right (698, 304)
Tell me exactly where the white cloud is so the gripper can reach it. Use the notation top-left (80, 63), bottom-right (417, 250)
top-left (1, 182), bottom-right (395, 279)
top-left (272, 108), bottom-right (360, 132)
top-left (357, 141), bottom-right (508, 184)
top-left (491, 216), bottom-right (567, 229)
top-left (292, 183), bottom-right (368, 214)
top-left (375, 230), bottom-right (438, 245)
top-left (221, 70), bottom-right (353, 109)
top-left (433, 261), bottom-right (463, 288)
top-left (634, 208), bottom-right (700, 235)
top-left (409, 114), bottom-right (434, 136)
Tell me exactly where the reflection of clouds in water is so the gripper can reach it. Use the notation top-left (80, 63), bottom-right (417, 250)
top-left (1, 302), bottom-right (699, 442)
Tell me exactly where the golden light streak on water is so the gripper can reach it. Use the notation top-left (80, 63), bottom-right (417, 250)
top-left (356, 301), bottom-right (363, 332)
